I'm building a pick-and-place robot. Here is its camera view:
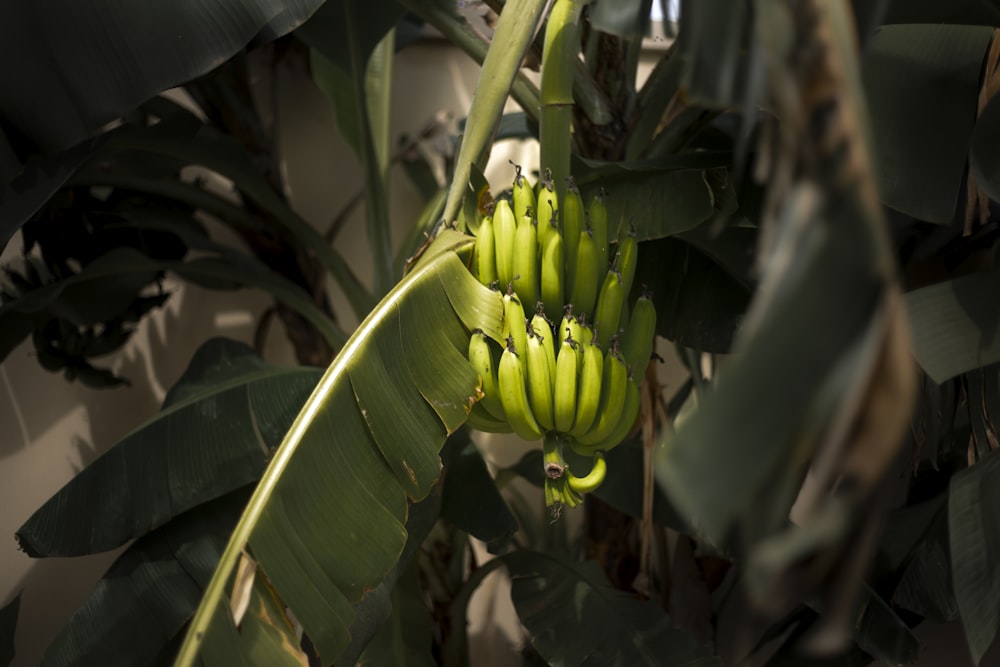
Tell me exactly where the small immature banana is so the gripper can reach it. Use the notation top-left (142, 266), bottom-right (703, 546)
top-left (525, 328), bottom-right (556, 431)
top-left (569, 331), bottom-right (604, 438)
top-left (536, 188), bottom-right (558, 250)
top-left (558, 305), bottom-right (582, 348)
top-left (592, 269), bottom-right (624, 351)
top-left (574, 348), bottom-right (629, 446)
top-left (619, 294), bottom-right (656, 376)
top-left (467, 329), bottom-right (505, 420)
top-left (501, 287), bottom-right (528, 358)
top-left (570, 228), bottom-right (599, 317)
top-left (498, 337), bottom-right (543, 441)
top-left (511, 162), bottom-right (536, 223)
top-left (566, 451), bottom-right (608, 494)
top-left (553, 334), bottom-right (579, 433)
top-left (472, 214), bottom-right (497, 286)
top-left (512, 217), bottom-right (539, 310)
top-left (561, 179), bottom-right (584, 289)
top-left (493, 199), bottom-right (517, 290)
top-left (588, 192), bottom-right (610, 289)
top-left (540, 229), bottom-right (564, 323)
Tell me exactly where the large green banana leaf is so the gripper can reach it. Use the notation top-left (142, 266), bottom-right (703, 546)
top-left (174, 235), bottom-right (504, 665)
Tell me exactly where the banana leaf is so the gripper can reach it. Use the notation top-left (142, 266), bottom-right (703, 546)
top-left (175, 237), bottom-right (505, 665)
top-left (0, 594), bottom-right (17, 667)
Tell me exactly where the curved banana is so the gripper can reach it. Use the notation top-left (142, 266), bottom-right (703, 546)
top-left (576, 377), bottom-right (641, 454)
top-left (525, 327), bottom-right (556, 432)
top-left (502, 287), bottom-right (528, 358)
top-left (574, 349), bottom-right (628, 446)
top-left (540, 229), bottom-right (564, 323)
top-left (566, 451), bottom-right (608, 494)
top-left (493, 199), bottom-right (517, 290)
top-left (467, 329), bottom-right (505, 420)
top-left (558, 306), bottom-right (578, 348)
top-left (588, 191), bottom-right (610, 290)
top-left (616, 225), bottom-right (638, 299)
top-left (553, 334), bottom-right (579, 433)
top-left (593, 269), bottom-right (624, 351)
top-left (569, 331), bottom-right (604, 438)
top-left (530, 307), bottom-right (557, 382)
top-left (570, 228), bottom-right (599, 317)
top-left (473, 215), bottom-right (497, 286)
top-left (619, 294), bottom-right (656, 377)
top-left (511, 161), bottom-right (536, 223)
top-left (512, 217), bottom-right (539, 310)
top-left (562, 178), bottom-right (584, 289)
top-left (498, 337), bottom-right (543, 441)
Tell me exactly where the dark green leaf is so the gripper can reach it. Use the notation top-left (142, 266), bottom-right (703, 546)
top-left (440, 434), bottom-right (519, 549)
top-left (677, 0), bottom-right (749, 108)
top-left (970, 95), bottom-right (1000, 203)
top-left (356, 562), bottom-right (435, 667)
top-left (0, 594), bottom-right (18, 667)
top-left (880, 0), bottom-right (1000, 25)
top-left (17, 338), bottom-right (321, 557)
top-left (905, 268), bottom-right (1000, 384)
top-left (593, 439), bottom-right (691, 532)
top-left (37, 489), bottom-right (250, 667)
top-left (863, 24), bottom-right (993, 223)
top-left (949, 448), bottom-right (1000, 665)
top-left (506, 550), bottom-right (724, 666)
top-left (0, 0), bottom-right (326, 156)
top-left (852, 585), bottom-right (921, 666)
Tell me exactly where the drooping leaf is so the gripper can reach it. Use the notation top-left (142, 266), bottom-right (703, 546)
top-left (905, 268), bottom-right (1000, 384)
top-left (863, 24), bottom-right (994, 223)
top-left (175, 244), bottom-right (505, 665)
top-left (949, 448), bottom-right (1000, 665)
top-left (677, 0), bottom-right (749, 108)
top-left (506, 550), bottom-right (724, 666)
top-left (440, 434), bottom-right (519, 550)
top-left (36, 488), bottom-right (251, 667)
top-left (574, 155), bottom-right (735, 242)
top-left (852, 585), bottom-right (921, 666)
top-left (970, 95), bottom-right (1000, 203)
top-left (0, 594), bottom-right (18, 667)
top-left (356, 562), bottom-right (435, 667)
top-left (16, 338), bottom-right (321, 557)
top-left (0, 0), bottom-right (326, 158)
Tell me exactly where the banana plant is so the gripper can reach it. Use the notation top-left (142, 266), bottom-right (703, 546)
top-left (6, 0), bottom-right (1000, 666)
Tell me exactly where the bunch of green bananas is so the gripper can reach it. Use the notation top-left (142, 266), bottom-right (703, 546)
top-left (465, 166), bottom-right (657, 508)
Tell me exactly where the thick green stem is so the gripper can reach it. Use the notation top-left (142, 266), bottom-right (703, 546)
top-left (540, 0), bottom-right (587, 202)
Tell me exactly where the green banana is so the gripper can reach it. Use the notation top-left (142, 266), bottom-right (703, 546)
top-left (512, 216), bottom-right (539, 310)
top-left (570, 228), bottom-right (599, 317)
top-left (498, 337), bottom-right (543, 441)
top-left (536, 186), bottom-right (558, 250)
top-left (619, 293), bottom-right (656, 376)
top-left (472, 214), bottom-right (497, 286)
top-left (540, 227), bottom-right (564, 322)
top-left (562, 178), bottom-right (584, 289)
top-left (576, 377), bottom-right (641, 454)
top-left (575, 348), bottom-right (629, 446)
top-left (502, 287), bottom-right (528, 358)
top-left (493, 199), bottom-right (517, 290)
top-left (530, 306), bottom-right (558, 383)
top-left (569, 330), bottom-right (604, 438)
top-left (588, 191), bottom-right (610, 289)
top-left (616, 225), bottom-right (638, 299)
top-left (553, 334), bottom-right (579, 433)
top-left (511, 161), bottom-right (536, 223)
top-left (525, 326), bottom-right (556, 432)
top-left (566, 451), bottom-right (608, 494)
top-left (558, 305), bottom-right (581, 348)
top-left (467, 329), bottom-right (505, 420)
top-left (593, 269), bottom-right (624, 351)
